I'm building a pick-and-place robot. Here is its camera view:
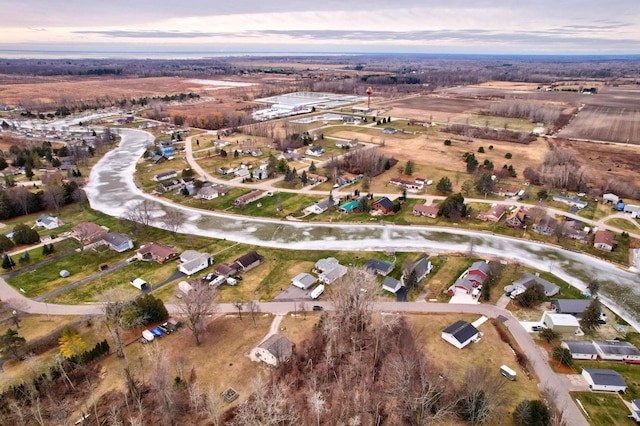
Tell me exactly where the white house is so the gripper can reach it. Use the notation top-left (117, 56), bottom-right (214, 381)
top-left (542, 312), bottom-right (581, 334)
top-left (561, 340), bottom-right (598, 360)
top-left (304, 197), bottom-right (339, 215)
top-left (35, 214), bottom-right (59, 230)
top-left (441, 320), bottom-right (480, 349)
top-left (254, 334), bottom-right (294, 367)
top-left (305, 145), bottom-right (324, 157)
top-left (630, 399), bottom-right (640, 423)
top-left (581, 368), bottom-right (627, 392)
top-left (592, 340), bottom-right (640, 362)
top-left (178, 250), bottom-right (213, 275)
top-left (319, 264), bottom-right (348, 284)
top-left (196, 187), bottom-right (219, 200)
top-left (291, 272), bottom-right (317, 290)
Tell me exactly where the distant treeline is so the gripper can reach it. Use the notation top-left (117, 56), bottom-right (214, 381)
top-left (442, 124), bottom-right (537, 144)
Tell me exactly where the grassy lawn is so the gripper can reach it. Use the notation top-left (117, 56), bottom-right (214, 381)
top-left (230, 192), bottom-right (321, 218)
top-left (606, 218), bottom-right (639, 233)
top-left (408, 313), bottom-right (541, 422)
top-left (0, 314), bottom-right (84, 341)
top-left (571, 391), bottom-right (631, 426)
top-left (451, 114), bottom-right (540, 132)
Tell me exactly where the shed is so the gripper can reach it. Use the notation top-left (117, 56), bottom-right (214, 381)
top-left (561, 340), bottom-right (598, 360)
top-left (382, 276), bottom-right (402, 294)
top-left (581, 368), bottom-right (627, 392)
top-left (542, 312), bottom-right (580, 333)
top-left (441, 320), bottom-right (480, 349)
top-left (291, 273), bottom-right (317, 290)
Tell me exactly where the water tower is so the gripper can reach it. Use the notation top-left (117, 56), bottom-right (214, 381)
top-left (366, 87), bottom-right (372, 110)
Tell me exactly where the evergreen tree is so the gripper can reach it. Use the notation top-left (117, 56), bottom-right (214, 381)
top-left (580, 298), bottom-right (602, 334)
top-left (436, 176), bottom-right (453, 194)
top-left (404, 160), bottom-right (414, 176)
top-left (0, 234), bottom-right (14, 252)
top-left (301, 170), bottom-right (308, 185)
top-left (2, 253), bottom-right (15, 270)
top-left (0, 328), bottom-right (26, 359)
top-left (516, 283), bottom-right (546, 308)
top-left (308, 161), bottom-right (317, 172)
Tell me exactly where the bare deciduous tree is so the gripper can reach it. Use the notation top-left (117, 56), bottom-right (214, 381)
top-left (178, 284), bottom-right (217, 346)
top-left (233, 298), bottom-right (244, 320)
top-left (101, 288), bottom-right (143, 358)
top-left (122, 199), bottom-right (156, 233)
top-left (42, 184), bottom-right (64, 214)
top-left (8, 186), bottom-right (32, 216)
top-left (160, 208), bottom-right (185, 240)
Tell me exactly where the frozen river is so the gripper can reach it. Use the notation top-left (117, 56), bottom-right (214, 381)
top-left (85, 129), bottom-right (640, 330)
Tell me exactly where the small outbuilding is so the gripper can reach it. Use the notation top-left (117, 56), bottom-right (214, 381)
top-left (291, 273), bottom-right (317, 290)
top-left (581, 368), bottom-right (627, 392)
top-left (542, 312), bottom-right (581, 333)
top-left (382, 276), bottom-right (402, 294)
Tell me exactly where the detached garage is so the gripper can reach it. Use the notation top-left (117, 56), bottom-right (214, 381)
top-left (292, 273), bottom-right (317, 290)
top-left (542, 312), bottom-right (580, 334)
top-left (582, 368), bottom-right (627, 392)
top-left (441, 320), bottom-right (480, 350)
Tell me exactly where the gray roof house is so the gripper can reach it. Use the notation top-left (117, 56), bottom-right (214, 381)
top-left (254, 334), bottom-right (295, 367)
top-left (178, 250), bottom-right (213, 276)
top-left (291, 273), bottom-right (317, 290)
top-left (532, 216), bottom-right (558, 236)
top-left (304, 197), bottom-right (339, 215)
top-left (441, 320), bottom-right (480, 349)
top-left (551, 299), bottom-right (591, 317)
top-left (407, 257), bottom-right (433, 283)
top-left (592, 340), bottom-right (640, 362)
top-left (364, 259), bottom-right (394, 276)
top-left (314, 257), bottom-right (339, 273)
top-left (35, 214), bottom-right (59, 230)
top-left (560, 340), bottom-right (598, 360)
top-left (319, 264), bottom-right (348, 284)
top-left (102, 233), bottom-right (134, 253)
top-left (581, 368), bottom-right (627, 392)
top-left (630, 399), bottom-right (640, 423)
top-left (509, 272), bottom-right (560, 297)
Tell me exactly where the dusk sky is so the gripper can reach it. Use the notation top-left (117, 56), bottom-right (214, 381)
top-left (1, 0), bottom-right (639, 56)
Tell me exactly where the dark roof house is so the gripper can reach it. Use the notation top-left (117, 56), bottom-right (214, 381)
top-left (551, 299), bottom-right (591, 317)
top-left (364, 259), bottom-right (394, 276)
top-left (441, 320), bottom-right (480, 349)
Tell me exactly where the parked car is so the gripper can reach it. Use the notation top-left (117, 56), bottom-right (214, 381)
top-left (158, 324), bottom-right (172, 334)
top-left (151, 327), bottom-right (163, 337)
top-left (232, 275), bottom-right (243, 281)
top-left (531, 325), bottom-right (544, 332)
top-left (312, 305), bottom-right (323, 311)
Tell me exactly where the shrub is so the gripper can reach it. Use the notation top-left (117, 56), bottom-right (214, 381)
top-left (444, 139), bottom-right (452, 146)
top-left (505, 152), bottom-right (513, 159)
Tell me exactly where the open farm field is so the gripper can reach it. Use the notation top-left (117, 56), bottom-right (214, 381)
top-left (384, 94), bottom-right (490, 122)
top-left (0, 76), bottom-right (214, 106)
top-left (558, 105), bottom-right (640, 144)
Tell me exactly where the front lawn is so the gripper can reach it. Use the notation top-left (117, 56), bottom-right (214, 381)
top-left (571, 391), bottom-right (631, 426)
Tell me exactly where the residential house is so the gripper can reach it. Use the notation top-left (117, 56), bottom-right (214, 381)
top-left (602, 193), bottom-right (619, 205)
top-left (336, 140), bottom-right (359, 149)
top-left (382, 276), bottom-right (402, 293)
top-left (254, 334), bottom-right (295, 367)
top-left (447, 261), bottom-right (490, 295)
top-left (561, 341), bottom-right (598, 360)
top-left (196, 186), bottom-right (219, 200)
top-left (581, 368), bottom-right (627, 392)
top-left (306, 173), bottom-right (328, 185)
top-left (477, 204), bottom-right (507, 222)
top-left (560, 220), bottom-right (588, 242)
top-left (507, 272), bottom-right (560, 297)
top-left (215, 262), bottom-right (238, 277)
top-left (158, 179), bottom-right (181, 193)
top-left (35, 214), bottom-right (59, 230)
top-left (210, 183), bottom-right (231, 196)
top-left (413, 203), bottom-right (439, 218)
top-left (232, 190), bottom-right (262, 207)
top-left (234, 251), bottom-right (263, 272)
top-left (153, 171), bottom-right (178, 182)
top-left (623, 204), bottom-right (640, 219)
top-left (217, 166), bottom-right (236, 175)
top-left (304, 197), bottom-right (339, 215)
top-left (291, 273), bottom-right (317, 290)
top-left (552, 194), bottom-right (588, 210)
top-left (281, 151), bottom-right (303, 162)
top-left (338, 200), bottom-right (360, 214)
top-left (252, 169), bottom-right (268, 180)
top-left (505, 208), bottom-right (528, 229)
top-left (493, 187), bottom-right (520, 197)
top-left (234, 167), bottom-right (250, 178)
top-left (364, 259), bottom-right (394, 276)
top-left (243, 147), bottom-right (263, 157)
top-left (102, 233), bottom-right (134, 253)
top-left (0, 166), bottom-right (22, 177)
top-left (337, 173), bottom-right (362, 185)
top-left (403, 257), bottom-right (433, 284)
top-left (72, 222), bottom-right (108, 244)
top-left (152, 154), bottom-right (168, 164)
top-left (178, 250), bottom-right (213, 276)
top-left (389, 177), bottom-right (425, 191)
top-left (551, 299), bottom-right (591, 317)
top-left (542, 312), bottom-right (580, 333)
top-left (592, 340), bottom-right (640, 362)
top-left (305, 145), bottom-right (324, 157)
top-left (532, 215), bottom-right (558, 236)
top-left (136, 242), bottom-right (178, 264)
top-left (371, 197), bottom-right (395, 215)
top-left (593, 230), bottom-right (616, 252)
top-left (314, 257), bottom-right (339, 274)
top-left (441, 320), bottom-right (480, 349)
top-left (319, 264), bottom-right (348, 284)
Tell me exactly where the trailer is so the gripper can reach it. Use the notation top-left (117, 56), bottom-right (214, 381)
top-left (130, 278), bottom-right (149, 291)
top-left (500, 365), bottom-right (516, 381)
top-left (311, 284), bottom-right (325, 300)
